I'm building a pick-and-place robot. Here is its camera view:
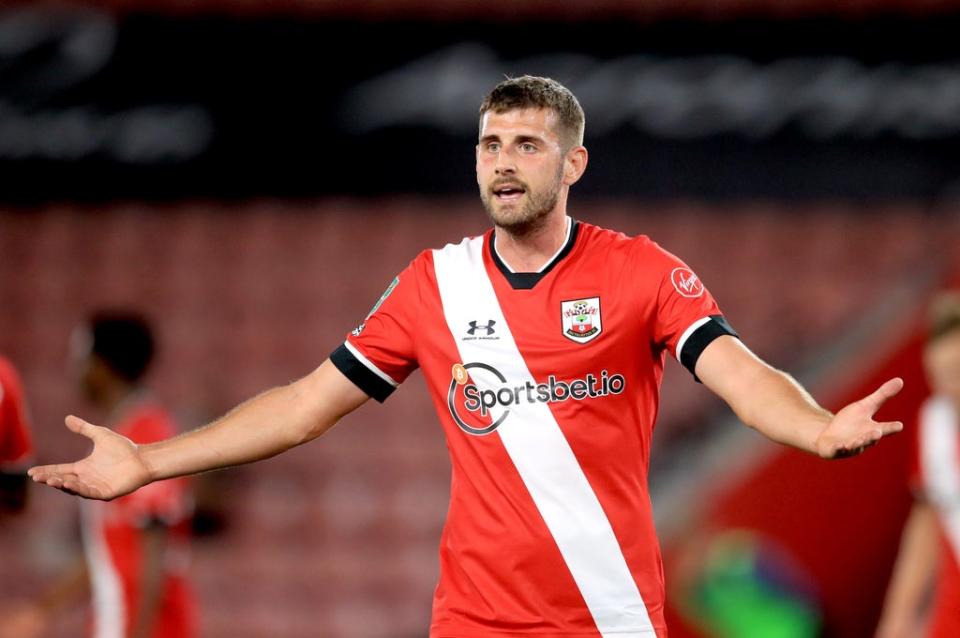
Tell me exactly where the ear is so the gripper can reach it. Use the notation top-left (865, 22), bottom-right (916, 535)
top-left (562, 146), bottom-right (588, 186)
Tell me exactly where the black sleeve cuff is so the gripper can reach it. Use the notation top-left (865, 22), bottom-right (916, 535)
top-left (679, 315), bottom-right (740, 381)
top-left (330, 343), bottom-right (396, 403)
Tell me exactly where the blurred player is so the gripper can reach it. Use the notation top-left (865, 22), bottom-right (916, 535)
top-left (7, 312), bottom-right (196, 638)
top-left (0, 354), bottom-right (34, 514)
top-left (877, 294), bottom-right (960, 638)
top-left (30, 77), bottom-right (904, 638)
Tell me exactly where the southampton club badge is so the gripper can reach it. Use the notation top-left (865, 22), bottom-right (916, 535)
top-left (561, 297), bottom-right (602, 344)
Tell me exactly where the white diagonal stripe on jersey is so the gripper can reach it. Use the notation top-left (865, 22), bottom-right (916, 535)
top-left (921, 397), bottom-right (960, 564)
top-left (432, 236), bottom-right (655, 637)
top-left (82, 502), bottom-right (125, 638)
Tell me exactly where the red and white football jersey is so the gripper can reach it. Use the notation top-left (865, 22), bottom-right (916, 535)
top-left (913, 397), bottom-right (960, 638)
top-left (332, 219), bottom-right (736, 637)
top-left (81, 399), bottom-right (196, 638)
top-left (0, 355), bottom-right (33, 467)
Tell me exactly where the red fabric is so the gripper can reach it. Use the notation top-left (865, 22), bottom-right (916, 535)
top-left (927, 556), bottom-right (960, 638)
top-left (82, 401), bottom-right (196, 638)
top-left (346, 222), bottom-right (725, 637)
top-left (0, 356), bottom-right (33, 465)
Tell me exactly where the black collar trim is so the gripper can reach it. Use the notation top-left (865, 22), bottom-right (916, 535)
top-left (489, 220), bottom-right (580, 290)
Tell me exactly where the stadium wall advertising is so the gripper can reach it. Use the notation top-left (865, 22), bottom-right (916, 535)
top-left (2, 6), bottom-right (960, 203)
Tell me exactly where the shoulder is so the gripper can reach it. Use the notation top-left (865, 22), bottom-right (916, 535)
top-left (0, 356), bottom-right (19, 388)
top-left (0, 356), bottom-right (23, 404)
top-left (626, 233), bottom-right (678, 264)
top-left (363, 233), bottom-right (487, 313)
top-left (576, 220), bottom-right (631, 245)
top-left (570, 221), bottom-right (635, 262)
top-left (575, 221), bottom-right (666, 258)
top-left (423, 230), bottom-right (490, 275)
top-left (431, 230), bottom-right (489, 256)
top-left (409, 229), bottom-right (488, 265)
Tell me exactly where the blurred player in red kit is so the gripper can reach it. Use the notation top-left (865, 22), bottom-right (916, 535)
top-left (6, 313), bottom-right (195, 638)
top-left (877, 294), bottom-right (960, 638)
top-left (0, 354), bottom-right (34, 514)
top-left (31, 77), bottom-right (904, 638)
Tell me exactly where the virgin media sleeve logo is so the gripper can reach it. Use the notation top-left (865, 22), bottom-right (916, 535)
top-left (670, 267), bottom-right (704, 298)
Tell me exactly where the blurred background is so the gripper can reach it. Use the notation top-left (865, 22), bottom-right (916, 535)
top-left (1, 0), bottom-right (959, 636)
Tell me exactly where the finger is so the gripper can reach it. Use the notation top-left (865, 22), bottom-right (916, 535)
top-left (834, 440), bottom-right (875, 458)
top-left (860, 377), bottom-right (904, 413)
top-left (877, 420), bottom-right (904, 435)
top-left (43, 473), bottom-right (77, 490)
top-left (836, 429), bottom-right (879, 452)
top-left (35, 472), bottom-right (83, 495)
top-left (851, 425), bottom-right (897, 449)
top-left (862, 429), bottom-right (883, 446)
top-left (64, 415), bottom-right (99, 440)
top-left (28, 464), bottom-right (77, 481)
top-left (61, 477), bottom-right (103, 500)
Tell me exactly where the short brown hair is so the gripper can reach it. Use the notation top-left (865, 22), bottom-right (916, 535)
top-left (929, 291), bottom-right (960, 343)
top-left (479, 76), bottom-right (585, 149)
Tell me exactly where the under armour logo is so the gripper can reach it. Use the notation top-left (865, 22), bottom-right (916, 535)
top-left (467, 320), bottom-right (496, 336)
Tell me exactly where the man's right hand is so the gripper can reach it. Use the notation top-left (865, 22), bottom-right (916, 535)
top-left (28, 415), bottom-right (152, 500)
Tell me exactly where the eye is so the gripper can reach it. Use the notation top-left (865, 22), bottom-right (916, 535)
top-left (519, 142), bottom-right (537, 153)
top-left (485, 141), bottom-right (501, 153)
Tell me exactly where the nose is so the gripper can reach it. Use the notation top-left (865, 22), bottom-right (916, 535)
top-left (494, 148), bottom-right (516, 176)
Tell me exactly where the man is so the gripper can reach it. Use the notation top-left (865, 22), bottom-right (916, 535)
top-left (31, 77), bottom-right (904, 638)
top-left (13, 313), bottom-right (195, 638)
top-left (876, 294), bottom-right (960, 638)
top-left (0, 354), bottom-right (33, 513)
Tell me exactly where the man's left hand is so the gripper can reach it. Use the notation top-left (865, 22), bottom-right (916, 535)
top-left (815, 377), bottom-right (904, 459)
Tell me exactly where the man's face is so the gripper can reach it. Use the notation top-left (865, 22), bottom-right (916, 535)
top-left (925, 329), bottom-right (960, 407)
top-left (476, 108), bottom-right (568, 233)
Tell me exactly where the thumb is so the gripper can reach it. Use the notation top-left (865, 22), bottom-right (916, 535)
top-left (65, 415), bottom-right (100, 440)
top-left (861, 377), bottom-right (904, 414)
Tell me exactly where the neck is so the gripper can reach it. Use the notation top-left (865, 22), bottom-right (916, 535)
top-left (494, 209), bottom-right (570, 273)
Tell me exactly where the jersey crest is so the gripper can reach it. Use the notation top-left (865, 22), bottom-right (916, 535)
top-left (561, 297), bottom-right (602, 344)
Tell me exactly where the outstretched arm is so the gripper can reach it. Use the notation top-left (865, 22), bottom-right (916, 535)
top-left (696, 336), bottom-right (903, 458)
top-left (29, 359), bottom-right (369, 499)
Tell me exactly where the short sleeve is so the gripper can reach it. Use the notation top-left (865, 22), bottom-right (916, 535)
top-left (639, 240), bottom-right (739, 377)
top-left (330, 255), bottom-right (424, 402)
top-left (0, 359), bottom-right (33, 466)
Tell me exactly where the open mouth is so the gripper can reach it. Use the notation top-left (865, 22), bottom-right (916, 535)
top-left (493, 183), bottom-right (526, 202)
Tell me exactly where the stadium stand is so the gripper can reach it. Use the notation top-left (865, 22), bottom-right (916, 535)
top-left (0, 200), bottom-right (953, 636)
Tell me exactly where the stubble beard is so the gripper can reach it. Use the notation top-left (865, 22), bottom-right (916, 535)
top-left (480, 166), bottom-right (564, 237)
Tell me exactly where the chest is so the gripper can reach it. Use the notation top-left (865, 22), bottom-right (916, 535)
top-left (421, 256), bottom-right (669, 411)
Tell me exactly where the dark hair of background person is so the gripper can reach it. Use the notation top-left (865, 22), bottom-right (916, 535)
top-left (89, 312), bottom-right (155, 383)
top-left (928, 293), bottom-right (960, 344)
